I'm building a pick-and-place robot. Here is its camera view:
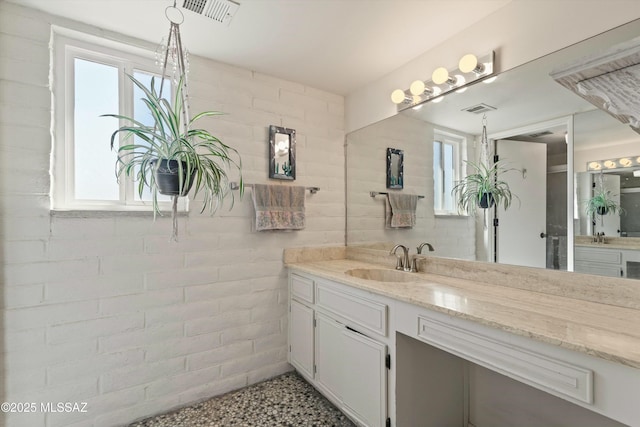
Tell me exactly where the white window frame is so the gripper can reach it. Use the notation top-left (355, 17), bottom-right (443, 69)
top-left (433, 130), bottom-right (466, 216)
top-left (51, 27), bottom-right (187, 212)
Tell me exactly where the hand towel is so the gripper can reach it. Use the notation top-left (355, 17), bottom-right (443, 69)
top-left (252, 184), bottom-right (306, 231)
top-left (386, 193), bottom-right (418, 228)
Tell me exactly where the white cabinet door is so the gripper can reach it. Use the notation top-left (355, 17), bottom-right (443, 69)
top-left (290, 299), bottom-right (315, 379)
top-left (341, 328), bottom-right (387, 427)
top-left (315, 312), bottom-right (344, 403)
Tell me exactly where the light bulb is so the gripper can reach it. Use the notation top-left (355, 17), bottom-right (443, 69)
top-left (409, 80), bottom-right (426, 96)
top-left (588, 161), bottom-right (601, 170)
top-left (459, 54), bottom-right (478, 73)
top-left (391, 89), bottom-right (407, 104)
top-left (432, 67), bottom-right (449, 85)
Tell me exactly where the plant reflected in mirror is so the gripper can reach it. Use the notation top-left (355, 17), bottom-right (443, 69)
top-left (586, 172), bottom-right (625, 225)
top-left (452, 159), bottom-right (519, 214)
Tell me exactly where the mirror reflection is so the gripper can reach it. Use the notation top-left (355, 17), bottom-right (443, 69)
top-left (346, 18), bottom-right (640, 280)
top-left (386, 148), bottom-right (404, 189)
top-left (269, 125), bottom-right (296, 180)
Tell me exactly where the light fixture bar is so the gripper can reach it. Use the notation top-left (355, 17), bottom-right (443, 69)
top-left (587, 155), bottom-right (640, 171)
top-left (391, 51), bottom-right (495, 112)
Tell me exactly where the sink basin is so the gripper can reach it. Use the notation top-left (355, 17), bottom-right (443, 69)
top-left (345, 268), bottom-right (418, 283)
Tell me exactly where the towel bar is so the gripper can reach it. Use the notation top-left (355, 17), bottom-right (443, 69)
top-left (230, 182), bottom-right (319, 194)
top-left (370, 191), bottom-right (424, 199)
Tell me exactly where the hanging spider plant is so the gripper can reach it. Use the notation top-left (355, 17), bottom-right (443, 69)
top-left (585, 185), bottom-right (624, 224)
top-left (103, 74), bottom-right (243, 239)
top-left (451, 159), bottom-right (518, 214)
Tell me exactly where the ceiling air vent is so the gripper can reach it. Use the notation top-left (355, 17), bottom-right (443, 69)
top-left (462, 103), bottom-right (497, 114)
top-left (182, 0), bottom-right (240, 25)
top-left (527, 131), bottom-right (553, 138)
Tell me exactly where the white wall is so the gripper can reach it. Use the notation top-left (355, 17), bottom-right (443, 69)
top-left (0, 2), bottom-right (344, 426)
top-left (346, 0), bottom-right (640, 133)
top-left (346, 114), bottom-right (476, 259)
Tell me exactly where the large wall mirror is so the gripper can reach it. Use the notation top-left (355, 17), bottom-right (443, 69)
top-left (346, 18), bottom-right (640, 280)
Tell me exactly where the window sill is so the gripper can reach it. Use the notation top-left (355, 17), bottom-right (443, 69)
top-left (50, 209), bottom-right (189, 219)
top-left (434, 213), bottom-right (470, 219)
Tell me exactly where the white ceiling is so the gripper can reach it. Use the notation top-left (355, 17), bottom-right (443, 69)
top-left (9, 0), bottom-right (512, 95)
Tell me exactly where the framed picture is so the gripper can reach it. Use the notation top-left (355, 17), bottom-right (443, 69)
top-left (386, 147), bottom-right (404, 189)
top-left (269, 125), bottom-right (296, 180)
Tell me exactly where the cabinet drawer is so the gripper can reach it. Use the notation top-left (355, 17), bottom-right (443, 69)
top-left (417, 316), bottom-right (593, 404)
top-left (574, 261), bottom-right (622, 277)
top-left (291, 274), bottom-right (314, 304)
top-left (316, 281), bottom-right (387, 337)
top-left (575, 247), bottom-right (621, 264)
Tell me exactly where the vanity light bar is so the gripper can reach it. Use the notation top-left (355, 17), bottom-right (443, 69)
top-left (587, 156), bottom-right (640, 171)
top-left (391, 51), bottom-right (495, 112)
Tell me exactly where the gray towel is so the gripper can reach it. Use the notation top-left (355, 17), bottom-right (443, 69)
top-left (252, 184), bottom-right (306, 231)
top-left (386, 193), bottom-right (418, 228)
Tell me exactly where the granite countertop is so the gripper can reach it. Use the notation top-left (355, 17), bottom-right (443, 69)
top-left (287, 257), bottom-right (640, 370)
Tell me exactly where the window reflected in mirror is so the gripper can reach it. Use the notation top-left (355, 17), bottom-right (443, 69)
top-left (434, 131), bottom-right (465, 215)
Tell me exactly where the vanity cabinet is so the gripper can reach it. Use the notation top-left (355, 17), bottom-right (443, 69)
top-left (288, 272), bottom-right (389, 427)
top-left (340, 326), bottom-right (387, 427)
top-left (314, 312), bottom-right (344, 403)
top-left (289, 263), bottom-right (640, 427)
top-left (289, 274), bottom-right (315, 380)
top-left (289, 299), bottom-right (314, 379)
top-left (394, 299), bottom-right (638, 427)
top-left (575, 245), bottom-right (640, 278)
top-left (575, 246), bottom-right (623, 277)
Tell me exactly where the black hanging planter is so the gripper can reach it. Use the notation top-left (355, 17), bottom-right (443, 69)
top-left (151, 159), bottom-right (196, 196)
top-left (479, 192), bottom-right (495, 209)
top-left (596, 206), bottom-right (609, 216)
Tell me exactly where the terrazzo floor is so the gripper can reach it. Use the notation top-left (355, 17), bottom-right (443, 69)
top-left (129, 371), bottom-right (356, 427)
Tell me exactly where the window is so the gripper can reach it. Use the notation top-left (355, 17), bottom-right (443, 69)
top-left (433, 131), bottom-right (465, 215)
top-left (51, 29), bottom-right (181, 211)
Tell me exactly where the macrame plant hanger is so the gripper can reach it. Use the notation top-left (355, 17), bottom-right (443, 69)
top-left (480, 114), bottom-right (493, 229)
top-left (157, 1), bottom-right (191, 241)
top-left (480, 113), bottom-right (491, 170)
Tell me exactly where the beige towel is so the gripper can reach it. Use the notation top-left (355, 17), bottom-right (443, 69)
top-left (385, 193), bottom-right (418, 228)
top-left (252, 184), bottom-right (305, 231)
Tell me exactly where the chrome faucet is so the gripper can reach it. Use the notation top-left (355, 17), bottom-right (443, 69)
top-left (390, 244), bottom-right (414, 272)
top-left (594, 232), bottom-right (606, 244)
top-left (417, 242), bottom-right (435, 254)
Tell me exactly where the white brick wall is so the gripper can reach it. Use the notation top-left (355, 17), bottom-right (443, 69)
top-left (346, 113), bottom-right (476, 259)
top-left (0, 2), bottom-right (345, 426)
